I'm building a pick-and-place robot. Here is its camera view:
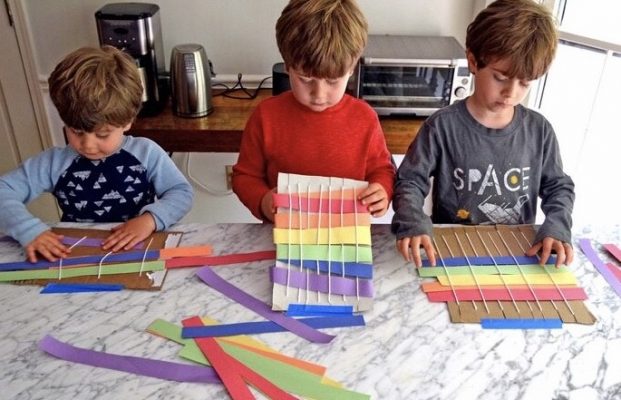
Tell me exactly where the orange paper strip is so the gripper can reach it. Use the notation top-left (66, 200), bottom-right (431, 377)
top-left (274, 212), bottom-right (371, 229)
top-left (159, 245), bottom-right (213, 259)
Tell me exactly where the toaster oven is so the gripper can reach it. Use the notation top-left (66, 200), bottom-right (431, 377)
top-left (352, 35), bottom-right (472, 116)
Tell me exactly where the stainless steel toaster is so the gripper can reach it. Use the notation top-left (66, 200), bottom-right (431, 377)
top-left (170, 44), bottom-right (213, 117)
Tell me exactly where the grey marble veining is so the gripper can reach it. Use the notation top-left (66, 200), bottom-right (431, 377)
top-left (0, 222), bottom-right (619, 400)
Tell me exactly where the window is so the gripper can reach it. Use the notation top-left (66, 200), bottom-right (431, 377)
top-left (531, 0), bottom-right (621, 225)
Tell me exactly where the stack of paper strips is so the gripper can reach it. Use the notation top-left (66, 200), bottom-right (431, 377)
top-left (0, 227), bottom-right (186, 290)
top-left (418, 225), bottom-right (596, 328)
top-left (271, 173), bottom-right (374, 312)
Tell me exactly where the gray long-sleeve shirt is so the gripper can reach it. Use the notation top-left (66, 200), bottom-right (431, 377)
top-left (392, 99), bottom-right (575, 245)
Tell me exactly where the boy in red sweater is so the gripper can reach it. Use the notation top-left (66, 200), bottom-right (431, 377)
top-left (232, 0), bottom-right (395, 222)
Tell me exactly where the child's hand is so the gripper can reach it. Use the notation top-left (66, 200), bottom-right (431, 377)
top-left (526, 236), bottom-right (573, 268)
top-left (25, 230), bottom-right (69, 263)
top-left (102, 213), bottom-right (156, 252)
top-left (358, 182), bottom-right (389, 217)
top-left (396, 234), bottom-right (436, 268)
top-left (261, 189), bottom-right (276, 222)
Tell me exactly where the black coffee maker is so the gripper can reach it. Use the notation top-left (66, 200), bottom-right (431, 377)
top-left (95, 3), bottom-right (168, 116)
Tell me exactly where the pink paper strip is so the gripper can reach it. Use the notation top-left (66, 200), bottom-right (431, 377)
top-left (579, 238), bottom-right (621, 297)
top-left (195, 267), bottom-right (335, 343)
top-left (606, 262), bottom-right (621, 282)
top-left (165, 250), bottom-right (276, 269)
top-left (38, 335), bottom-right (220, 383)
top-left (426, 286), bottom-right (587, 302)
top-left (273, 193), bottom-right (367, 213)
top-left (603, 244), bottom-right (621, 263)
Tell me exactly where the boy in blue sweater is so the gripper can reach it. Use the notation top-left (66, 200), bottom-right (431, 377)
top-left (0, 46), bottom-right (193, 262)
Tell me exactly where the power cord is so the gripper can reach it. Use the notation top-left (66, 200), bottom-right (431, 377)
top-left (213, 73), bottom-right (272, 99)
top-left (184, 153), bottom-right (233, 197)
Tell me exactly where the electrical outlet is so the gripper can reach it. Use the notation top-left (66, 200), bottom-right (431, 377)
top-left (225, 165), bottom-right (233, 190)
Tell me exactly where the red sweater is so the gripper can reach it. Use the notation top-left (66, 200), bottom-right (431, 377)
top-left (232, 92), bottom-right (395, 220)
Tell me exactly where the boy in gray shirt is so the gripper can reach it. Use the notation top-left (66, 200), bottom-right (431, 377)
top-left (392, 0), bottom-right (574, 268)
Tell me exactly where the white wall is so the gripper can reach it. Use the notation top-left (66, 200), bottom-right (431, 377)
top-left (21, 0), bottom-right (476, 224)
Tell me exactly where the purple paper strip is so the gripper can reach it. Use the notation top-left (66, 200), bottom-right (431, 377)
top-left (0, 250), bottom-right (160, 271)
top-left (579, 238), bottom-right (621, 297)
top-left (39, 335), bottom-right (220, 384)
top-left (195, 267), bottom-right (335, 343)
top-left (270, 266), bottom-right (373, 297)
top-left (62, 236), bottom-right (144, 249)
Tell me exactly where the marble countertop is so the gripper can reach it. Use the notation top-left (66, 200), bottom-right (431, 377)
top-left (0, 223), bottom-right (619, 400)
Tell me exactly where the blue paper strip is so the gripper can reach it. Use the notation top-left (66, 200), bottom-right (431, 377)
top-left (422, 255), bottom-right (556, 267)
top-left (0, 250), bottom-right (161, 271)
top-left (480, 318), bottom-right (563, 329)
top-left (181, 315), bottom-right (365, 338)
top-left (279, 259), bottom-right (373, 279)
top-left (286, 304), bottom-right (354, 317)
top-left (40, 283), bottom-right (124, 293)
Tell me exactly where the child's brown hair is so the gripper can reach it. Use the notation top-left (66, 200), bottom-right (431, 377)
top-left (275, 0), bottom-right (367, 79)
top-left (466, 0), bottom-right (558, 80)
top-left (48, 45), bottom-right (143, 132)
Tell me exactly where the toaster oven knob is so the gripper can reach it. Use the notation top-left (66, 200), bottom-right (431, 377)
top-left (454, 86), bottom-right (468, 98)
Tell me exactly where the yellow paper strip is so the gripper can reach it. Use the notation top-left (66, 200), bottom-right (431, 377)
top-left (273, 226), bottom-right (371, 245)
top-left (437, 272), bottom-right (577, 286)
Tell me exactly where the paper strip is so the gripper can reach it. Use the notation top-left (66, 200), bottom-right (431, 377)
top-left (273, 193), bottom-right (367, 213)
top-left (480, 318), bottom-right (563, 329)
top-left (270, 266), bottom-right (373, 297)
top-left (38, 335), bottom-right (221, 383)
top-left (0, 260), bottom-right (165, 282)
top-left (62, 236), bottom-right (145, 249)
top-left (426, 286), bottom-right (587, 302)
top-left (286, 304), bottom-right (354, 317)
top-left (40, 283), bottom-right (124, 293)
top-left (183, 317), bottom-right (297, 400)
top-left (181, 316), bottom-right (365, 338)
top-left (159, 245), bottom-right (213, 259)
top-left (274, 212), bottom-right (370, 229)
top-left (579, 238), bottom-right (621, 296)
top-left (606, 263), bottom-right (621, 281)
top-left (421, 255), bottom-right (554, 267)
top-left (281, 259), bottom-right (372, 279)
top-left (603, 244), bottom-right (621, 263)
top-left (0, 250), bottom-right (161, 272)
top-left (148, 319), bottom-right (370, 400)
top-left (418, 264), bottom-right (567, 277)
top-left (195, 267), bottom-right (335, 343)
top-left (273, 226), bottom-right (371, 245)
top-left (436, 272), bottom-right (577, 286)
top-left (165, 250), bottom-right (276, 269)
top-left (277, 244), bottom-right (372, 263)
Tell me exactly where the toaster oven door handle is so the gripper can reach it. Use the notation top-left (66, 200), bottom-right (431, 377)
top-left (362, 57), bottom-right (457, 67)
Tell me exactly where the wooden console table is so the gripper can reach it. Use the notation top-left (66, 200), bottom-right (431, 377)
top-left (129, 89), bottom-right (423, 154)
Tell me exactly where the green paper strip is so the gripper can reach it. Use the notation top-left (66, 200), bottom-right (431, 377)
top-left (417, 264), bottom-right (568, 278)
top-left (147, 319), bottom-right (369, 400)
top-left (0, 260), bottom-right (165, 282)
top-left (276, 244), bottom-right (372, 263)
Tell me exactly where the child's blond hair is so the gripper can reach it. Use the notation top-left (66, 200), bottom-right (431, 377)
top-left (276, 0), bottom-right (367, 79)
top-left (48, 45), bottom-right (143, 132)
top-left (466, 0), bottom-right (558, 80)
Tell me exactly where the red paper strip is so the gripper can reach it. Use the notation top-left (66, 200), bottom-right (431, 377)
top-left (183, 317), bottom-right (296, 400)
top-left (165, 250), bottom-right (276, 269)
top-left (426, 286), bottom-right (587, 302)
top-left (272, 193), bottom-right (367, 213)
top-left (603, 244), bottom-right (621, 263)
